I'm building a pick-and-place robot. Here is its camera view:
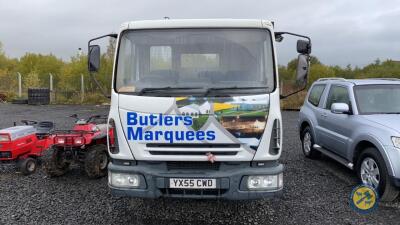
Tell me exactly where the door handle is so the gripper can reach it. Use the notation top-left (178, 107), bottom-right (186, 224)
top-left (321, 113), bottom-right (327, 118)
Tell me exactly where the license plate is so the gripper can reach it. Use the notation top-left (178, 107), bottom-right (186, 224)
top-left (169, 178), bottom-right (216, 189)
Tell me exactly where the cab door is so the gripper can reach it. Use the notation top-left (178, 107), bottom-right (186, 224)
top-left (318, 85), bottom-right (353, 157)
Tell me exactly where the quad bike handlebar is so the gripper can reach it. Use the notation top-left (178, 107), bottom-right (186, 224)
top-left (69, 114), bottom-right (107, 124)
top-left (20, 120), bottom-right (38, 125)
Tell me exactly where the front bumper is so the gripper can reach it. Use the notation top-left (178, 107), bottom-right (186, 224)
top-left (108, 160), bottom-right (283, 200)
top-left (384, 146), bottom-right (400, 179)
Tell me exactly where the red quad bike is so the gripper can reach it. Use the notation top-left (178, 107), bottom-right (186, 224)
top-left (0, 120), bottom-right (55, 175)
top-left (43, 114), bottom-right (110, 178)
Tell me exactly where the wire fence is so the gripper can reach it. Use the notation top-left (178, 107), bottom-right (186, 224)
top-left (0, 73), bottom-right (108, 104)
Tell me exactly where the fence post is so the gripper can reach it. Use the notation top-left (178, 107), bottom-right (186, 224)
top-left (17, 72), bottom-right (22, 98)
top-left (49, 73), bottom-right (54, 103)
top-left (81, 74), bottom-right (85, 103)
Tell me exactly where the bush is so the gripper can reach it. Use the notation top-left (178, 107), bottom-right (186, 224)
top-left (281, 91), bottom-right (307, 110)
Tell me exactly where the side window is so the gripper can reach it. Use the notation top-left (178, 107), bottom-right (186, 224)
top-left (308, 84), bottom-right (326, 107)
top-left (325, 85), bottom-right (351, 110)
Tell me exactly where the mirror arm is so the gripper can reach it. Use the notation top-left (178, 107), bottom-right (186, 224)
top-left (88, 33), bottom-right (117, 99)
top-left (88, 33), bottom-right (118, 47)
top-left (279, 84), bottom-right (307, 99)
top-left (89, 73), bottom-right (111, 99)
top-left (274, 31), bottom-right (311, 45)
top-left (276, 32), bottom-right (311, 100)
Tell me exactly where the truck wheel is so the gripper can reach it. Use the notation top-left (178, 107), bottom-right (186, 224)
top-left (42, 147), bottom-right (70, 177)
top-left (356, 147), bottom-right (399, 202)
top-left (301, 126), bottom-right (321, 159)
top-left (84, 144), bottom-right (108, 179)
top-left (19, 157), bottom-right (37, 175)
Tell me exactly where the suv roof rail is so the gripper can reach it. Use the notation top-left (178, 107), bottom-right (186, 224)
top-left (317, 77), bottom-right (346, 82)
top-left (367, 78), bottom-right (400, 81)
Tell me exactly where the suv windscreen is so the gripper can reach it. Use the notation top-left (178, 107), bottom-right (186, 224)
top-left (308, 84), bottom-right (326, 107)
top-left (115, 28), bottom-right (275, 96)
top-left (354, 84), bottom-right (400, 114)
top-left (325, 85), bottom-right (351, 110)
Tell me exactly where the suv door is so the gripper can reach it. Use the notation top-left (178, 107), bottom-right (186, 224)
top-left (307, 84), bottom-right (327, 145)
top-left (319, 85), bottom-right (353, 157)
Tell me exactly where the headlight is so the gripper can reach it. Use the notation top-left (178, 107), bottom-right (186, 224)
top-left (0, 134), bottom-right (10, 142)
top-left (54, 137), bottom-right (66, 144)
top-left (392, 136), bottom-right (400, 149)
top-left (108, 172), bottom-right (139, 188)
top-left (247, 173), bottom-right (283, 190)
top-left (73, 137), bottom-right (85, 145)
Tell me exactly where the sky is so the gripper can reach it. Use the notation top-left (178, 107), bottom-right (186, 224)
top-left (0, 0), bottom-right (399, 66)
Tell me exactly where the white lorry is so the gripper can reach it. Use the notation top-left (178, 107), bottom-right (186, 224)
top-left (87, 19), bottom-right (311, 199)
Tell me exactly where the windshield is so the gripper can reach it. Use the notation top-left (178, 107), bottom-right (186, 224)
top-left (115, 28), bottom-right (275, 96)
top-left (354, 84), bottom-right (400, 114)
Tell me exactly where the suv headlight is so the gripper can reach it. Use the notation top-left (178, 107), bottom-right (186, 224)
top-left (392, 137), bottom-right (400, 149)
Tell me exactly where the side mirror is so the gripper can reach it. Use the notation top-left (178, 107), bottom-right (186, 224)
top-left (297, 40), bottom-right (311, 54)
top-left (88, 45), bottom-right (100, 72)
top-left (296, 54), bottom-right (309, 84)
top-left (331, 103), bottom-right (350, 114)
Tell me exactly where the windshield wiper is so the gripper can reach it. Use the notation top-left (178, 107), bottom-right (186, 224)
top-left (204, 86), bottom-right (268, 96)
top-left (137, 86), bottom-right (203, 96)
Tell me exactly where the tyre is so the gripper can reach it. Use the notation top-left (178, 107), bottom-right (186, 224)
top-left (300, 126), bottom-right (321, 159)
top-left (84, 144), bottom-right (109, 179)
top-left (19, 157), bottom-right (37, 175)
top-left (28, 88), bottom-right (50, 105)
top-left (42, 147), bottom-right (70, 177)
top-left (356, 147), bottom-right (399, 202)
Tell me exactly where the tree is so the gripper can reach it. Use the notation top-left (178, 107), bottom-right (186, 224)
top-left (17, 53), bottom-right (64, 87)
top-left (24, 71), bottom-right (41, 88)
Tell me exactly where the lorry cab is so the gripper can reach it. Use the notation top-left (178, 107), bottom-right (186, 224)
top-left (87, 19), bottom-right (311, 199)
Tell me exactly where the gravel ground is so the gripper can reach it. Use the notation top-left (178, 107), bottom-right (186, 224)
top-left (0, 104), bottom-right (399, 225)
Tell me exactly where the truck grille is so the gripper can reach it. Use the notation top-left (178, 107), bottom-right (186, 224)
top-left (146, 143), bottom-right (240, 148)
top-left (166, 161), bottom-right (220, 170)
top-left (149, 151), bottom-right (237, 156)
top-left (145, 143), bottom-right (246, 159)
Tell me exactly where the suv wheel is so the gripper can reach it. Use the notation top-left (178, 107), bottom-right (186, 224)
top-left (357, 147), bottom-right (399, 201)
top-left (301, 126), bottom-right (321, 159)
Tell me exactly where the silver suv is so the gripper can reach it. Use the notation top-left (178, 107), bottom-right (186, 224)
top-left (299, 78), bottom-right (400, 201)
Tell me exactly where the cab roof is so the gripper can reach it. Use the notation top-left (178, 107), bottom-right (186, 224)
top-left (120, 19), bottom-right (273, 31)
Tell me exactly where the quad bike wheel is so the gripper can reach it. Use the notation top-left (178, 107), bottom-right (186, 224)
top-left (42, 147), bottom-right (70, 177)
top-left (84, 144), bottom-right (109, 179)
top-left (19, 157), bottom-right (37, 175)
